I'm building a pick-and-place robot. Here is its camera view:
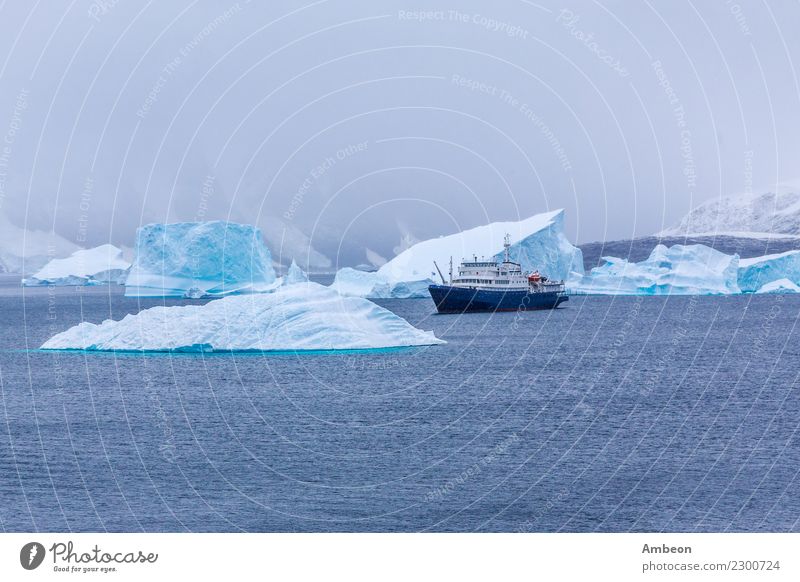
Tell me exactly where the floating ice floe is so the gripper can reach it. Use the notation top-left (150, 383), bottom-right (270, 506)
top-left (568, 244), bottom-right (741, 295)
top-left (331, 209), bottom-right (584, 298)
top-left (124, 221), bottom-right (277, 298)
top-left (41, 282), bottom-right (444, 352)
top-left (22, 244), bottom-right (130, 286)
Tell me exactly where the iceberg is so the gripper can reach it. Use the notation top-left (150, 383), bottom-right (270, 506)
top-left (41, 282), bottom-right (444, 352)
top-left (737, 250), bottom-right (800, 293)
top-left (331, 209), bottom-right (583, 298)
top-left (0, 212), bottom-right (81, 274)
top-left (569, 244), bottom-right (740, 295)
top-left (755, 278), bottom-right (800, 294)
top-left (283, 260), bottom-right (309, 285)
top-left (124, 221), bottom-right (276, 298)
top-left (22, 244), bottom-right (130, 286)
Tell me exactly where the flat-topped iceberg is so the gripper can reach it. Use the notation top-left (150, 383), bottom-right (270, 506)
top-left (22, 244), bottom-right (130, 286)
top-left (41, 282), bottom-right (444, 352)
top-left (569, 244), bottom-right (740, 295)
top-left (124, 221), bottom-right (276, 298)
top-left (738, 250), bottom-right (800, 293)
top-left (331, 209), bottom-right (583, 298)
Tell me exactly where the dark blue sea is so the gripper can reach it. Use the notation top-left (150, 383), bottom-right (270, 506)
top-left (1, 276), bottom-right (799, 532)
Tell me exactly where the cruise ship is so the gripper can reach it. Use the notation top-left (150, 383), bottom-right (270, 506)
top-left (428, 235), bottom-right (568, 314)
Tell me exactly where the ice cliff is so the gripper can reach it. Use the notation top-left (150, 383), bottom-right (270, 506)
top-left (41, 282), bottom-right (444, 352)
top-left (124, 221), bottom-right (276, 297)
top-left (569, 244), bottom-right (741, 295)
top-left (331, 209), bottom-right (583, 298)
top-left (22, 244), bottom-right (130, 286)
top-left (738, 250), bottom-right (800, 293)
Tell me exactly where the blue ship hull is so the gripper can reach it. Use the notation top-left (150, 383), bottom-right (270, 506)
top-left (428, 284), bottom-right (568, 314)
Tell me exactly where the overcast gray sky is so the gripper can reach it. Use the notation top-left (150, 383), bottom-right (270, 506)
top-left (0, 0), bottom-right (798, 268)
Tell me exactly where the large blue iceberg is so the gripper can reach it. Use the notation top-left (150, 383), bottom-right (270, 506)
top-left (42, 282), bottom-right (444, 352)
top-left (331, 209), bottom-right (583, 298)
top-left (569, 244), bottom-right (741, 295)
top-left (124, 221), bottom-right (277, 297)
top-left (738, 250), bottom-right (800, 293)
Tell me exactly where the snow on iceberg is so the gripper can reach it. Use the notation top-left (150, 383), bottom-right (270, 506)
top-left (41, 282), bottom-right (444, 352)
top-left (331, 209), bottom-right (583, 298)
top-left (568, 244), bottom-right (740, 295)
top-left (22, 244), bottom-right (130, 286)
top-left (755, 278), bottom-right (800, 294)
top-left (737, 250), bottom-right (800, 293)
top-left (124, 221), bottom-right (276, 298)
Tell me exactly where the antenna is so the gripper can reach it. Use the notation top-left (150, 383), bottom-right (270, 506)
top-left (504, 233), bottom-right (511, 263)
top-left (449, 256), bottom-right (453, 284)
top-left (433, 261), bottom-right (447, 285)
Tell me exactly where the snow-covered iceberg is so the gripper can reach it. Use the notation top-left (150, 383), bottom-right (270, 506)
top-left (22, 244), bottom-right (130, 286)
top-left (569, 244), bottom-right (740, 295)
top-left (41, 282), bottom-right (444, 352)
top-left (737, 250), bottom-right (800, 293)
top-left (755, 278), bottom-right (800, 294)
top-left (331, 209), bottom-right (583, 298)
top-left (124, 221), bottom-right (276, 298)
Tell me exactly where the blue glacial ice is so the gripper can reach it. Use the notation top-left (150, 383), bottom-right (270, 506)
top-left (568, 244), bottom-right (741, 295)
top-left (41, 282), bottom-right (444, 352)
top-left (282, 259), bottom-right (309, 285)
top-left (755, 278), bottom-right (800, 294)
top-left (124, 221), bottom-right (277, 298)
top-left (331, 209), bottom-right (584, 298)
top-left (737, 250), bottom-right (800, 293)
top-left (22, 244), bottom-right (130, 286)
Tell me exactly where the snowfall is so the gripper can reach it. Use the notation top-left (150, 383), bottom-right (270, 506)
top-left (41, 281), bottom-right (444, 352)
top-left (22, 244), bottom-right (130, 286)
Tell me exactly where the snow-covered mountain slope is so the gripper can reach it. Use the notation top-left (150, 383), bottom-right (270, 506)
top-left (332, 209), bottom-right (584, 298)
top-left (0, 213), bottom-right (80, 274)
top-left (659, 190), bottom-right (800, 237)
top-left (124, 221), bottom-right (277, 298)
top-left (22, 244), bottom-right (130, 286)
top-left (41, 282), bottom-right (444, 352)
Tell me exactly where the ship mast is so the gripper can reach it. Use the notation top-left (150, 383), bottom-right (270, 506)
top-left (503, 233), bottom-right (511, 263)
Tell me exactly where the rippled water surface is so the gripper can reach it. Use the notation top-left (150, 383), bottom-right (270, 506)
top-left (1, 278), bottom-right (799, 532)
